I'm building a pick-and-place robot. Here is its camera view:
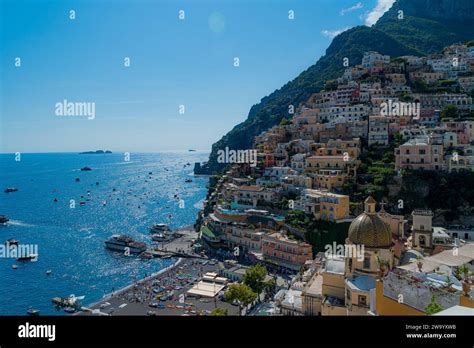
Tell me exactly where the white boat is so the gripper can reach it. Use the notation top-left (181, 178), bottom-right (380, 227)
top-left (151, 233), bottom-right (167, 242)
top-left (150, 224), bottom-right (171, 234)
top-left (104, 235), bottom-right (146, 254)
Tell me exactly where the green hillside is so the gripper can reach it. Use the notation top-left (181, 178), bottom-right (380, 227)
top-left (195, 0), bottom-right (474, 174)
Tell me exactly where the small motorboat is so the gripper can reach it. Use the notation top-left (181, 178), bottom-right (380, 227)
top-left (27, 308), bottom-right (40, 316)
top-left (139, 251), bottom-right (154, 260)
top-left (80, 166), bottom-right (92, 171)
top-left (17, 254), bottom-right (38, 262)
top-left (0, 215), bottom-right (9, 224)
top-left (4, 187), bottom-right (18, 193)
top-left (12, 264), bottom-right (18, 270)
top-left (46, 270), bottom-right (52, 275)
top-left (6, 239), bottom-right (19, 246)
top-left (63, 307), bottom-right (76, 314)
top-left (185, 178), bottom-right (192, 183)
top-left (80, 202), bottom-right (86, 206)
top-left (53, 198), bottom-right (58, 202)
top-left (75, 178), bottom-right (80, 182)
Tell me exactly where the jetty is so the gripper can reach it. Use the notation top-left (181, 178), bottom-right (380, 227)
top-left (147, 229), bottom-right (205, 259)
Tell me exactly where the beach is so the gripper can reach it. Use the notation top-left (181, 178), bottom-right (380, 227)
top-left (78, 229), bottom-right (239, 316)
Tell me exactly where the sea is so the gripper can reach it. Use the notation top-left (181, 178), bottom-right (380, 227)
top-left (0, 152), bottom-right (209, 315)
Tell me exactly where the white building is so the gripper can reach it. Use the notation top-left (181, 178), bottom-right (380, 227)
top-left (362, 51), bottom-right (390, 68)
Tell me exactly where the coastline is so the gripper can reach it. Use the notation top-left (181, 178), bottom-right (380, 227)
top-left (84, 257), bottom-right (184, 310)
top-left (78, 226), bottom-right (207, 315)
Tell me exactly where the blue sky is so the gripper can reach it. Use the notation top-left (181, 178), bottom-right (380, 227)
top-left (0, 0), bottom-right (393, 153)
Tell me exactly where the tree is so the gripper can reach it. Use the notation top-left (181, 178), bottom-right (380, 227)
top-left (224, 283), bottom-right (257, 316)
top-left (425, 295), bottom-right (443, 315)
top-left (210, 308), bottom-right (228, 316)
top-left (440, 104), bottom-right (459, 120)
top-left (243, 265), bottom-right (268, 294)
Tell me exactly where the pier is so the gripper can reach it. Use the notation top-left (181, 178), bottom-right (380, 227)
top-left (147, 229), bottom-right (206, 259)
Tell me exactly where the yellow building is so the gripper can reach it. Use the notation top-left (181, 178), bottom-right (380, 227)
top-left (302, 189), bottom-right (350, 222)
top-left (344, 197), bottom-right (395, 315)
top-left (321, 257), bottom-right (347, 315)
top-left (305, 155), bottom-right (358, 175)
top-left (312, 169), bottom-right (347, 190)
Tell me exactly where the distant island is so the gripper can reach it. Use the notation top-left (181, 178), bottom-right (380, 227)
top-left (79, 150), bottom-right (112, 154)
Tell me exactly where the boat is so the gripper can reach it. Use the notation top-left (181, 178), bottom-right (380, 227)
top-left (80, 166), bottom-right (92, 171)
top-left (188, 149), bottom-right (196, 152)
top-left (63, 307), bottom-right (77, 313)
top-left (52, 295), bottom-right (85, 309)
top-left (5, 239), bottom-right (18, 246)
top-left (104, 235), bottom-right (147, 254)
top-left (0, 215), bottom-right (9, 224)
top-left (46, 270), bottom-right (52, 275)
top-left (17, 254), bottom-right (38, 262)
top-left (185, 178), bottom-right (192, 183)
top-left (138, 251), bottom-right (154, 260)
top-left (151, 233), bottom-right (168, 242)
top-left (4, 187), bottom-right (18, 193)
top-left (12, 264), bottom-right (18, 270)
top-left (27, 308), bottom-right (40, 316)
top-left (150, 224), bottom-right (171, 234)
top-left (75, 178), bottom-right (80, 182)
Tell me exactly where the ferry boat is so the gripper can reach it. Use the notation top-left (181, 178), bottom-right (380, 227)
top-left (104, 235), bottom-right (146, 254)
top-left (0, 215), bottom-right (9, 224)
top-left (150, 224), bottom-right (171, 234)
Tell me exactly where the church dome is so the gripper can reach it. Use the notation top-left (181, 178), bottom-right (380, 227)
top-left (348, 197), bottom-right (392, 248)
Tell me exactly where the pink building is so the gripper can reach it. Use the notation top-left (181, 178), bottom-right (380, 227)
top-left (395, 137), bottom-right (444, 171)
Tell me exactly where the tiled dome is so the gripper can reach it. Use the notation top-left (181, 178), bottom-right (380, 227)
top-left (348, 197), bottom-right (392, 248)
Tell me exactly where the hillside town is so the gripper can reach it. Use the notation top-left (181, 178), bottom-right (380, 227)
top-left (195, 43), bottom-right (474, 316)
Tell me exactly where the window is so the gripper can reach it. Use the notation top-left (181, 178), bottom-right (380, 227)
top-left (419, 235), bottom-right (426, 246)
top-left (363, 257), bottom-right (370, 269)
top-left (358, 295), bottom-right (367, 306)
